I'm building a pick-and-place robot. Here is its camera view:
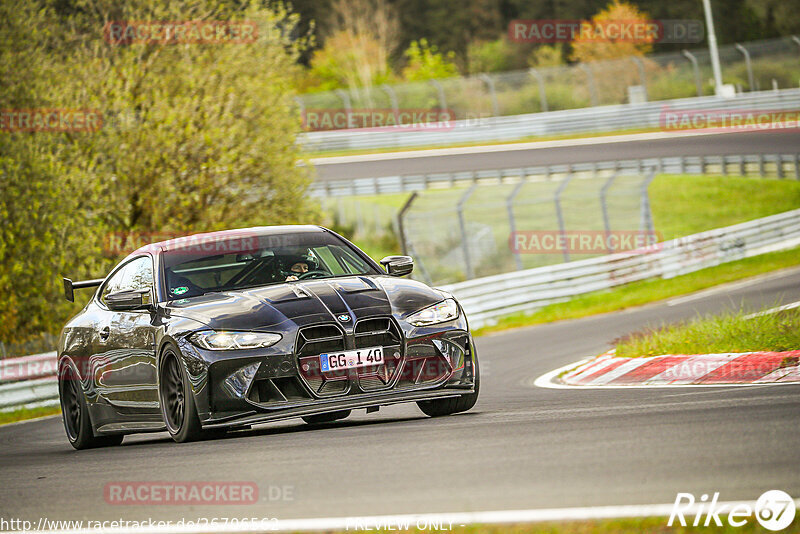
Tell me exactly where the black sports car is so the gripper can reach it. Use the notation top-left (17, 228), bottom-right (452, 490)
top-left (58, 226), bottom-right (479, 448)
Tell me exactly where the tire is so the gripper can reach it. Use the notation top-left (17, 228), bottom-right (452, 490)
top-left (417, 357), bottom-right (480, 417)
top-left (159, 345), bottom-right (204, 443)
top-left (302, 410), bottom-right (351, 424)
top-left (59, 361), bottom-right (124, 450)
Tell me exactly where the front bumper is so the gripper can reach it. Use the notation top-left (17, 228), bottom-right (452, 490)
top-left (178, 316), bottom-right (477, 428)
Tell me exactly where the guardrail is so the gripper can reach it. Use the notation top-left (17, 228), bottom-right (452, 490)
top-left (441, 208), bottom-right (800, 328)
top-left (309, 152), bottom-right (800, 197)
top-left (2, 208), bottom-right (800, 411)
top-left (0, 352), bottom-right (58, 411)
top-left (301, 88), bottom-right (800, 153)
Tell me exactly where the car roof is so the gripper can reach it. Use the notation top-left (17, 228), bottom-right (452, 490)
top-left (126, 225), bottom-right (328, 258)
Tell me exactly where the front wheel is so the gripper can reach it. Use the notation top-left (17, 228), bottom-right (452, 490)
top-left (159, 346), bottom-right (204, 443)
top-left (417, 359), bottom-right (480, 417)
top-left (59, 361), bottom-right (124, 450)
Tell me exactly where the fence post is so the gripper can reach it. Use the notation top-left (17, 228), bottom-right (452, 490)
top-left (681, 50), bottom-right (703, 97)
top-left (777, 154), bottom-right (785, 179)
top-left (600, 172), bottom-right (619, 254)
top-left (429, 79), bottom-right (448, 111)
top-left (759, 153), bottom-right (765, 177)
top-left (631, 56), bottom-right (648, 100)
top-left (507, 180), bottom-right (526, 270)
top-left (554, 169), bottom-right (574, 263)
top-left (381, 84), bottom-right (399, 115)
top-left (528, 68), bottom-right (548, 112)
top-left (796, 153), bottom-right (800, 180)
top-left (396, 192), bottom-right (418, 256)
top-left (735, 44), bottom-right (755, 92)
top-left (479, 74), bottom-right (500, 117)
top-left (457, 185), bottom-right (478, 279)
top-left (334, 89), bottom-right (352, 119)
top-left (640, 169), bottom-right (657, 238)
top-left (579, 64), bottom-right (599, 107)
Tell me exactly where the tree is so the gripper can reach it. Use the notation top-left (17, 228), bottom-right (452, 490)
top-left (402, 39), bottom-right (459, 81)
top-left (570, 0), bottom-right (655, 63)
top-left (0, 0), bottom-right (315, 346)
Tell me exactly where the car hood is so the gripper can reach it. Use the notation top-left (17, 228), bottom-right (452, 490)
top-left (163, 276), bottom-right (446, 331)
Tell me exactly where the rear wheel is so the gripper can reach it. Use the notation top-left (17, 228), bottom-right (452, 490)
top-left (302, 410), bottom-right (351, 424)
top-left (59, 362), bottom-right (123, 450)
top-left (417, 358), bottom-right (480, 417)
top-left (159, 346), bottom-right (204, 443)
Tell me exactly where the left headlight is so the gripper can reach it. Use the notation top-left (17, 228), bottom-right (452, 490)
top-left (190, 331), bottom-right (282, 351)
top-left (406, 298), bottom-right (459, 326)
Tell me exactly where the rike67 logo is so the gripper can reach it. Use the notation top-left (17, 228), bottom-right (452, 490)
top-left (669, 490), bottom-right (796, 531)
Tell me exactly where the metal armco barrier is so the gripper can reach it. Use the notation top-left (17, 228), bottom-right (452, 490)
top-left (2, 209), bottom-right (800, 410)
top-left (301, 88), bottom-right (800, 153)
top-left (0, 352), bottom-right (58, 411)
top-left (309, 152), bottom-right (800, 198)
top-left (440, 208), bottom-right (800, 328)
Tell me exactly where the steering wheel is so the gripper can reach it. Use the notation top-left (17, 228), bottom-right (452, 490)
top-left (297, 270), bottom-right (328, 280)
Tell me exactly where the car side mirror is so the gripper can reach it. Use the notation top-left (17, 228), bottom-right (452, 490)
top-left (106, 289), bottom-right (153, 311)
top-left (380, 255), bottom-right (414, 277)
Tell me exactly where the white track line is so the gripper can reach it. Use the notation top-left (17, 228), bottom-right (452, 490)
top-left (37, 500), bottom-right (800, 534)
top-left (744, 299), bottom-right (800, 319)
top-left (666, 267), bottom-right (800, 307)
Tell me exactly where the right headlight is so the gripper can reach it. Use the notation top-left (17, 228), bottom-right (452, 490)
top-left (190, 331), bottom-right (282, 351)
top-left (406, 298), bottom-right (459, 326)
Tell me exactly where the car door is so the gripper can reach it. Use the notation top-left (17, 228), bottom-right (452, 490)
top-left (95, 256), bottom-right (160, 417)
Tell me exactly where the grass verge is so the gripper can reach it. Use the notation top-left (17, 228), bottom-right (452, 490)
top-left (0, 405), bottom-right (61, 426)
top-left (473, 246), bottom-right (800, 337)
top-left (614, 306), bottom-right (800, 358)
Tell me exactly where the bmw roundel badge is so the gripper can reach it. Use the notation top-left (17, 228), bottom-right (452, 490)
top-left (337, 314), bottom-right (351, 322)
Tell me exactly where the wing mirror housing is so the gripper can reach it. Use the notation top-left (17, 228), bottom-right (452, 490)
top-left (380, 255), bottom-right (414, 277)
top-left (105, 289), bottom-right (154, 311)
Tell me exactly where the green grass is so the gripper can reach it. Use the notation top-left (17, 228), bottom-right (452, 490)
top-left (473, 246), bottom-right (800, 337)
top-left (615, 306), bottom-right (800, 358)
top-left (331, 174), bottom-right (800, 277)
top-left (649, 175), bottom-right (800, 240)
top-left (0, 405), bottom-right (61, 426)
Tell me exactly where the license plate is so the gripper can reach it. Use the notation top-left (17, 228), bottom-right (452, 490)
top-left (320, 347), bottom-right (384, 372)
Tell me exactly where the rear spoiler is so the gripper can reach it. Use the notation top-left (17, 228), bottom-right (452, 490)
top-left (63, 277), bottom-right (104, 302)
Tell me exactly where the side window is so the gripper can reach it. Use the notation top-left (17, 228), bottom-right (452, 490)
top-left (331, 246), bottom-right (372, 274)
top-left (101, 257), bottom-right (154, 306)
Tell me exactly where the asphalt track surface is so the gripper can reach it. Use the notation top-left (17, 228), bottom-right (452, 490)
top-left (312, 129), bottom-right (800, 181)
top-left (1, 267), bottom-right (799, 525)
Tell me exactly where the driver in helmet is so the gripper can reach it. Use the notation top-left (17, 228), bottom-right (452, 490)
top-left (283, 254), bottom-right (317, 281)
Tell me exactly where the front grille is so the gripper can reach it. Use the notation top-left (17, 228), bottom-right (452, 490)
top-left (353, 317), bottom-right (402, 391)
top-left (297, 324), bottom-right (349, 397)
top-left (295, 318), bottom-right (404, 397)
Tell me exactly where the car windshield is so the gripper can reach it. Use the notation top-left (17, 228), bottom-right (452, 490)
top-left (161, 231), bottom-right (379, 299)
